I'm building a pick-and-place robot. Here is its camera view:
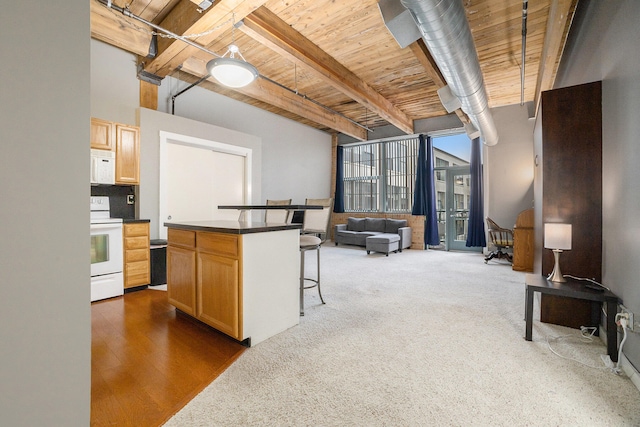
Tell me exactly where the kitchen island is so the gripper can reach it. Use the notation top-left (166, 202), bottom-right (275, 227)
top-left (165, 220), bottom-right (301, 346)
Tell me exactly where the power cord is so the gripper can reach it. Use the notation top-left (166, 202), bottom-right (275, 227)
top-left (562, 274), bottom-right (610, 290)
top-left (612, 313), bottom-right (630, 375)
top-left (546, 313), bottom-right (632, 375)
top-left (546, 326), bottom-right (610, 370)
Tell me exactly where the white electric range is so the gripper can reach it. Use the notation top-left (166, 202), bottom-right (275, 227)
top-left (90, 196), bottom-right (123, 302)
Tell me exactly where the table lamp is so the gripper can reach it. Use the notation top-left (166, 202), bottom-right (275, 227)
top-left (544, 223), bottom-right (572, 282)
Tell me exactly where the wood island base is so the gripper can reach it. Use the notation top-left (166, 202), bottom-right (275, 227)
top-left (165, 221), bottom-right (301, 346)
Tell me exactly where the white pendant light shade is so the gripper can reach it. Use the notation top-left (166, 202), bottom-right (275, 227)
top-left (207, 57), bottom-right (258, 88)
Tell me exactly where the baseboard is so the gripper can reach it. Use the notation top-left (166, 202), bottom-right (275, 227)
top-left (600, 323), bottom-right (640, 392)
top-left (620, 353), bottom-right (640, 392)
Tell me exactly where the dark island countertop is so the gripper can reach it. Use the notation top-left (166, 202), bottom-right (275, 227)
top-left (123, 218), bottom-right (151, 224)
top-left (164, 220), bottom-right (302, 235)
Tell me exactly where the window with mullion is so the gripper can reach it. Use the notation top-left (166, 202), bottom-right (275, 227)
top-left (342, 137), bottom-right (419, 213)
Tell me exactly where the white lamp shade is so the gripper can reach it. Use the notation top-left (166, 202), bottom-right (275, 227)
top-left (544, 223), bottom-right (572, 250)
top-left (207, 57), bottom-right (259, 88)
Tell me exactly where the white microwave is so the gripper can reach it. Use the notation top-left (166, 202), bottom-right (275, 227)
top-left (90, 149), bottom-right (115, 184)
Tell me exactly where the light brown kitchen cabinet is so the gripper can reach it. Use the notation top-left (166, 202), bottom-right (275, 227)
top-left (90, 117), bottom-right (114, 150)
top-left (115, 124), bottom-right (140, 185)
top-left (166, 222), bottom-right (300, 346)
top-left (167, 229), bottom-right (197, 316)
top-left (166, 229), bottom-right (242, 340)
top-left (123, 222), bottom-right (150, 289)
top-left (196, 232), bottom-right (241, 339)
top-left (90, 117), bottom-right (140, 185)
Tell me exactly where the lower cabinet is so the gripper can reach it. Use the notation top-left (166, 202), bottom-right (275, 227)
top-left (123, 222), bottom-right (150, 288)
top-left (166, 225), bottom-right (300, 346)
top-left (167, 243), bottom-right (197, 316)
top-left (167, 228), bottom-right (241, 340)
top-left (197, 252), bottom-right (240, 338)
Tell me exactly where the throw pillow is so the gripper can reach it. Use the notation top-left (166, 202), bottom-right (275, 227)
top-left (365, 217), bottom-right (386, 232)
top-left (385, 219), bottom-right (407, 234)
top-left (347, 217), bottom-right (366, 231)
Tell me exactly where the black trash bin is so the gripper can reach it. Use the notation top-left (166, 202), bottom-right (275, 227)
top-left (149, 239), bottom-right (167, 286)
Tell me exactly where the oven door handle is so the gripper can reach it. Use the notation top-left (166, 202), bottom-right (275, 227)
top-left (90, 223), bottom-right (122, 231)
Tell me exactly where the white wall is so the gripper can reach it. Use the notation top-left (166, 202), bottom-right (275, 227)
top-left (554, 0), bottom-right (640, 371)
top-left (0, 1), bottom-right (90, 424)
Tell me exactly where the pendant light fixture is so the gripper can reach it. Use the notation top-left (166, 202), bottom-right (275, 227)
top-left (206, 44), bottom-right (259, 88)
top-left (97, 1), bottom-right (258, 89)
top-left (206, 14), bottom-right (258, 88)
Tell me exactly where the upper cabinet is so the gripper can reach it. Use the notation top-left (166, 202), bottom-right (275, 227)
top-left (115, 124), bottom-right (140, 185)
top-left (91, 117), bottom-right (140, 185)
top-left (90, 117), bottom-right (114, 150)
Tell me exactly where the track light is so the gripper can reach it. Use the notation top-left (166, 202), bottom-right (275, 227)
top-left (437, 85), bottom-right (462, 113)
top-left (464, 122), bottom-right (481, 139)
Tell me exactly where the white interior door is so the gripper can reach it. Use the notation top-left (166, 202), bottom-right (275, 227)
top-left (159, 132), bottom-right (252, 239)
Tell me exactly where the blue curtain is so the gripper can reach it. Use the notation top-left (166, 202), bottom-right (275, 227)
top-left (466, 137), bottom-right (486, 247)
top-left (333, 145), bottom-right (345, 213)
top-left (412, 135), bottom-right (439, 247)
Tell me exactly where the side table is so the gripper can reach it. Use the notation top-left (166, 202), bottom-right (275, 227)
top-left (524, 273), bottom-right (620, 361)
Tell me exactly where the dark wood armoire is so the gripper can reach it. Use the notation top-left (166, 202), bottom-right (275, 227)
top-left (533, 81), bottom-right (603, 329)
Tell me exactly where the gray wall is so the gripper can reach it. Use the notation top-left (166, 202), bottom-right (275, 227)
top-left (91, 39), bottom-right (140, 125)
top-left (0, 1), bottom-right (90, 425)
top-left (554, 0), bottom-right (640, 372)
top-left (484, 103), bottom-right (536, 228)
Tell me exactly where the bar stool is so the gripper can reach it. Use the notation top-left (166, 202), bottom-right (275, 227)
top-left (300, 235), bottom-right (324, 315)
top-left (265, 199), bottom-right (291, 223)
top-left (299, 198), bottom-right (332, 315)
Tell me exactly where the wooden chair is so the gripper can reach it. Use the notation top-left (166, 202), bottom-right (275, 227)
top-left (484, 217), bottom-right (514, 264)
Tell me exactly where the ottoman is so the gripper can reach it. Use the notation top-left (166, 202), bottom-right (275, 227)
top-left (366, 234), bottom-right (400, 256)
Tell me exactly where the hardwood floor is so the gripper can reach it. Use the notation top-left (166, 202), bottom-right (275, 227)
top-left (91, 288), bottom-right (246, 426)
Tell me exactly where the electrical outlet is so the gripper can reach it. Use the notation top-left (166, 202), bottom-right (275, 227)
top-left (127, 194), bottom-right (135, 205)
top-left (620, 305), bottom-right (635, 332)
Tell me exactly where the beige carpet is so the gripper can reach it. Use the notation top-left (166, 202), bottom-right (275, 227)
top-left (164, 244), bottom-right (639, 426)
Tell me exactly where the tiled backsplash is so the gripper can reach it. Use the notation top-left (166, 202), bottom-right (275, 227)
top-left (90, 185), bottom-right (136, 219)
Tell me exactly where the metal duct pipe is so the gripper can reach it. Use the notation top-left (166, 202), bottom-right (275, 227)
top-left (400, 0), bottom-right (498, 145)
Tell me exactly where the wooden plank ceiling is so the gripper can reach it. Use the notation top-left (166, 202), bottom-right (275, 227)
top-left (91, 0), bottom-right (578, 140)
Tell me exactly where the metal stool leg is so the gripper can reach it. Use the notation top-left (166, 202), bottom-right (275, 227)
top-left (300, 248), bottom-right (305, 316)
top-left (299, 245), bottom-right (325, 316)
top-left (316, 245), bottom-right (325, 305)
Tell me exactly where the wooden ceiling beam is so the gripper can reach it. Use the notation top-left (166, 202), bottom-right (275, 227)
top-left (90, 0), bottom-right (152, 57)
top-left (409, 39), bottom-right (470, 125)
top-left (136, 0), bottom-right (268, 78)
top-left (181, 58), bottom-right (368, 140)
top-left (239, 6), bottom-right (414, 135)
top-left (533, 0), bottom-right (579, 116)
